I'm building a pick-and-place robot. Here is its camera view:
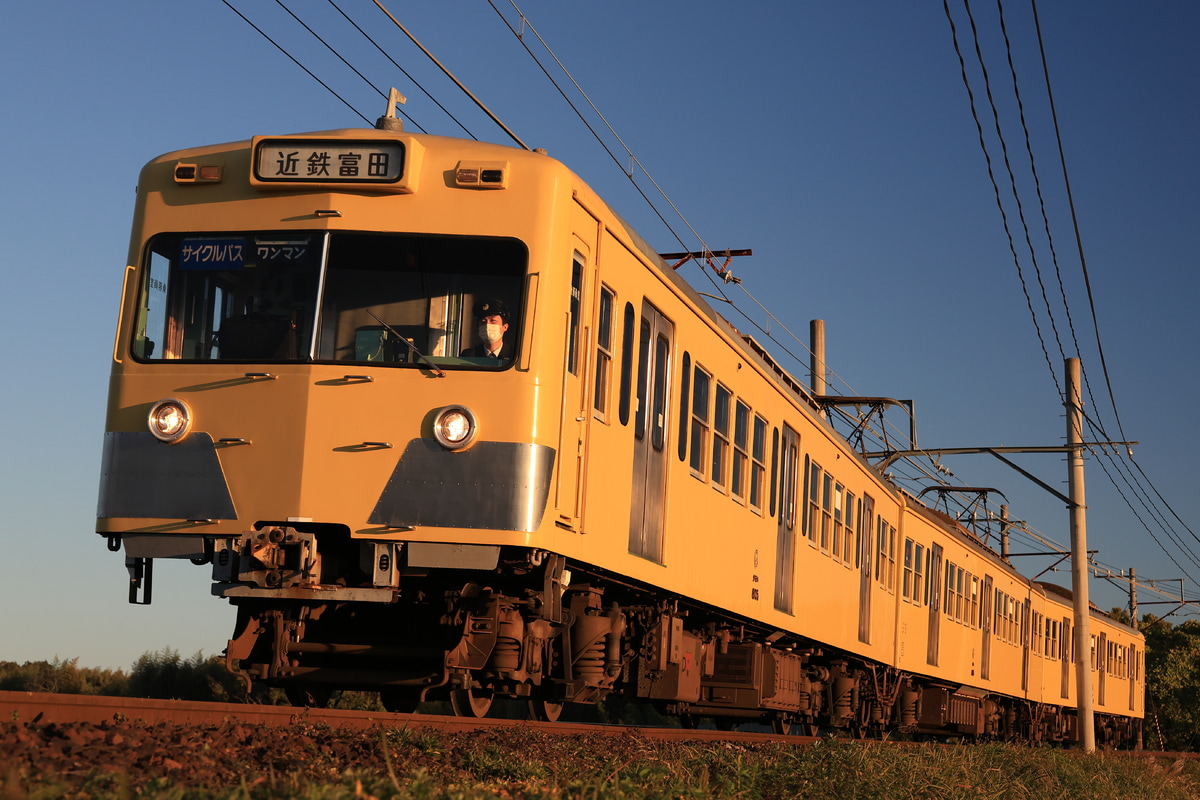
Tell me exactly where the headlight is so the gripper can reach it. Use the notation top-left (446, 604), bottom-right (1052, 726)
top-left (148, 398), bottom-right (192, 443)
top-left (432, 405), bottom-right (477, 450)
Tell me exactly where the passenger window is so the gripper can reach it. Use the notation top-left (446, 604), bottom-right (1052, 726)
top-left (711, 383), bottom-right (731, 489)
top-left (732, 400), bottom-right (750, 502)
top-left (750, 415), bottom-right (767, 514)
top-left (618, 303), bottom-right (635, 425)
top-left (634, 318), bottom-right (651, 440)
top-left (689, 366), bottom-right (711, 476)
top-left (677, 353), bottom-right (691, 462)
top-left (651, 333), bottom-right (670, 450)
top-left (593, 286), bottom-right (614, 419)
top-left (567, 256), bottom-right (583, 375)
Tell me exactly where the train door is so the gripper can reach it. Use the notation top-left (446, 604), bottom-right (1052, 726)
top-left (981, 575), bottom-right (993, 681)
top-left (1020, 603), bottom-right (1029, 693)
top-left (554, 250), bottom-right (589, 529)
top-left (1060, 617), bottom-right (1071, 698)
top-left (627, 301), bottom-right (673, 562)
top-left (1128, 643), bottom-right (1137, 710)
top-left (1097, 631), bottom-right (1107, 705)
top-left (857, 494), bottom-right (875, 644)
top-left (927, 543), bottom-right (943, 666)
top-left (773, 425), bottom-right (799, 613)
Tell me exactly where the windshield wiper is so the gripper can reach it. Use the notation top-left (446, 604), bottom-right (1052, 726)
top-left (365, 309), bottom-right (446, 378)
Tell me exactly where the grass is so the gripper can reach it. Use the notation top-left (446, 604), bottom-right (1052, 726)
top-left (4, 725), bottom-right (1199, 800)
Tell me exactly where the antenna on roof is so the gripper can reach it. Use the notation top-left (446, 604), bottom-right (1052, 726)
top-left (376, 88), bottom-right (407, 132)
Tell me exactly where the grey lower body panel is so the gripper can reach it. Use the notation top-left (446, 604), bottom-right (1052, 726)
top-left (97, 431), bottom-right (237, 520)
top-left (370, 440), bottom-right (555, 533)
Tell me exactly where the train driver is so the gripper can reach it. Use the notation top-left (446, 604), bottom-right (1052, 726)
top-left (461, 298), bottom-right (514, 362)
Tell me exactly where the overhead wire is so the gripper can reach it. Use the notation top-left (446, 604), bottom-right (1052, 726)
top-left (944, 0), bottom-right (1200, 596)
top-left (324, 0), bottom-right (474, 138)
top-left (218, 0), bottom-right (374, 126)
top-left (221, 0), bottom-right (1196, 611)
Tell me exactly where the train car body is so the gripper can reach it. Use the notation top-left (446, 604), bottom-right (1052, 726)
top-left (97, 117), bottom-right (1143, 743)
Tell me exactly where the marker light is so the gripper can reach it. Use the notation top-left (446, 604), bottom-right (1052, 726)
top-left (432, 405), bottom-right (477, 450)
top-left (148, 398), bottom-right (192, 443)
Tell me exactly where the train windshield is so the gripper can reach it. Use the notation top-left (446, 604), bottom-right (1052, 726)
top-left (132, 232), bottom-right (527, 369)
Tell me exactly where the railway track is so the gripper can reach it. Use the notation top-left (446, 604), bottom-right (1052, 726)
top-left (0, 690), bottom-right (803, 744)
top-left (4, 691), bottom-right (1191, 759)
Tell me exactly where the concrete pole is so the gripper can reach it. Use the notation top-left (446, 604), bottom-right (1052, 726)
top-left (1066, 357), bottom-right (1095, 752)
top-left (1129, 567), bottom-right (1138, 631)
top-left (810, 320), bottom-right (826, 417)
top-left (1000, 504), bottom-right (1011, 564)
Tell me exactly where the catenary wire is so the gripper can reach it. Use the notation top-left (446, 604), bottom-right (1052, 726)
top-left (218, 0), bottom-right (373, 127)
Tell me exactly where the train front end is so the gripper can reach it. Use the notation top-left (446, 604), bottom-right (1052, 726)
top-left (97, 124), bottom-right (577, 710)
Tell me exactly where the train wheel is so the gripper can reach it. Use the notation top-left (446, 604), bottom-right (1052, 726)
top-left (771, 714), bottom-right (793, 735)
top-left (449, 686), bottom-right (494, 718)
top-left (528, 699), bottom-right (565, 722)
top-left (285, 683), bottom-right (331, 708)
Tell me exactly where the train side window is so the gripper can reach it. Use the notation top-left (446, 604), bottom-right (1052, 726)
top-left (902, 539), bottom-right (914, 601)
top-left (677, 352), bottom-right (691, 462)
top-left (618, 303), bottom-right (635, 425)
top-left (911, 541), bottom-right (925, 603)
top-left (769, 427), bottom-right (779, 517)
top-left (634, 317), bottom-right (651, 439)
top-left (820, 474), bottom-right (834, 554)
top-left (567, 256), bottom-right (583, 375)
top-left (689, 365), bottom-right (711, 477)
top-left (651, 333), bottom-right (670, 450)
top-left (875, 517), bottom-right (896, 593)
top-left (858, 494), bottom-right (875, 570)
top-left (805, 461), bottom-right (822, 546)
top-left (781, 432), bottom-right (799, 531)
top-left (731, 400), bottom-right (750, 503)
top-left (749, 414), bottom-right (767, 514)
top-left (711, 383), bottom-right (731, 489)
top-left (831, 482), bottom-right (845, 561)
top-left (593, 285), bottom-right (614, 420)
top-left (842, 491), bottom-right (857, 566)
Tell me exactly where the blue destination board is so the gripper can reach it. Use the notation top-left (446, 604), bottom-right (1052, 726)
top-left (180, 238), bottom-right (246, 270)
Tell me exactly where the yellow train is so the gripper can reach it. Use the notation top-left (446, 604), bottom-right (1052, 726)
top-left (97, 108), bottom-right (1143, 743)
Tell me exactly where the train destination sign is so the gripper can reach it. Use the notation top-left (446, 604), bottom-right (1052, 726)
top-left (253, 139), bottom-right (405, 184)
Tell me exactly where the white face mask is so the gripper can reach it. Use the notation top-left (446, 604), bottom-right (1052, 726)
top-left (479, 323), bottom-right (504, 345)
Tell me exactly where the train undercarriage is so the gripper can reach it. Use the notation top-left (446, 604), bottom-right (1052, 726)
top-left (213, 526), bottom-right (1140, 746)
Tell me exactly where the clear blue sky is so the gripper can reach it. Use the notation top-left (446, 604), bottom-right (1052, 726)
top-left (2, 1), bottom-right (1197, 670)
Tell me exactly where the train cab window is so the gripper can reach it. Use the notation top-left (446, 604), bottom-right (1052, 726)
top-left (689, 366), bottom-right (711, 476)
top-left (593, 285), bottom-right (615, 419)
top-left (133, 231), bottom-right (527, 370)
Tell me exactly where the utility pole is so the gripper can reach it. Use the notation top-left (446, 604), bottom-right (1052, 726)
top-left (1128, 567), bottom-right (1138, 631)
top-left (1066, 357), bottom-right (1095, 753)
